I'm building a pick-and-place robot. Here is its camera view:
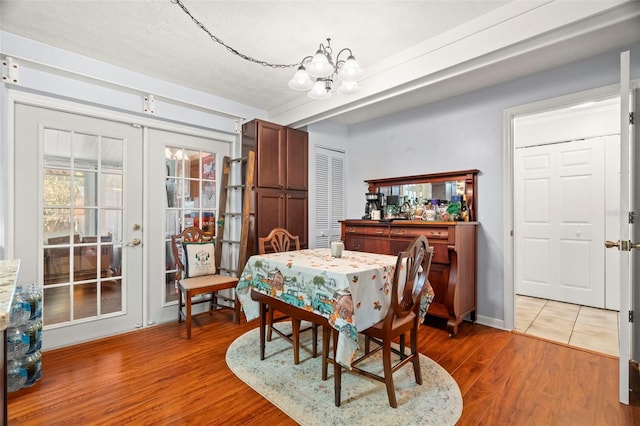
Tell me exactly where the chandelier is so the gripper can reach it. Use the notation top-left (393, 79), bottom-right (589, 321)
top-left (288, 38), bottom-right (364, 100)
top-left (172, 0), bottom-right (364, 100)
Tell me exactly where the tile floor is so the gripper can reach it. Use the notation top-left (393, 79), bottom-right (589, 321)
top-left (515, 295), bottom-right (619, 357)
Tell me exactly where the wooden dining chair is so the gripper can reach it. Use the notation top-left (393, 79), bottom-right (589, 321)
top-left (259, 227), bottom-right (318, 364)
top-left (322, 235), bottom-right (434, 408)
top-left (172, 226), bottom-right (240, 339)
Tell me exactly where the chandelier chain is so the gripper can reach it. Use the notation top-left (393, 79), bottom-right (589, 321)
top-left (171, 0), bottom-right (299, 69)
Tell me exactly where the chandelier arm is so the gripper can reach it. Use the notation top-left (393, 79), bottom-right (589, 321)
top-left (171, 0), bottom-right (299, 69)
top-left (335, 48), bottom-right (354, 68)
top-left (300, 56), bottom-right (314, 65)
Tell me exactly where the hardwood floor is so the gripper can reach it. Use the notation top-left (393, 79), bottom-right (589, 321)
top-left (8, 313), bottom-right (640, 425)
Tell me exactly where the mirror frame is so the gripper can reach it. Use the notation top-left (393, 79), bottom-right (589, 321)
top-left (366, 169), bottom-right (479, 222)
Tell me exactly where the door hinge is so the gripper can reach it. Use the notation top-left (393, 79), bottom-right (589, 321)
top-left (234, 118), bottom-right (244, 135)
top-left (630, 111), bottom-right (635, 125)
top-left (630, 310), bottom-right (634, 323)
top-left (1, 56), bottom-right (19, 85)
top-left (143, 94), bottom-right (155, 114)
top-left (630, 211), bottom-right (639, 224)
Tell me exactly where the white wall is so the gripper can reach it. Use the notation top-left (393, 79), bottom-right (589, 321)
top-left (345, 43), bottom-right (640, 325)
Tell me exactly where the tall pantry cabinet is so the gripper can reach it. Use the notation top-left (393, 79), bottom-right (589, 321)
top-left (242, 119), bottom-right (308, 255)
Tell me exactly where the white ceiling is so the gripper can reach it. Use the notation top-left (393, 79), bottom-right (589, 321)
top-left (1, 1), bottom-right (640, 127)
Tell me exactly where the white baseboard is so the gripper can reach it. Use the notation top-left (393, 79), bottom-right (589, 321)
top-left (475, 314), bottom-right (508, 331)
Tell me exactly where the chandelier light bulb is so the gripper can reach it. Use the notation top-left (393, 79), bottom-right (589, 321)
top-left (288, 66), bottom-right (314, 91)
top-left (307, 50), bottom-right (334, 78)
top-left (337, 81), bottom-right (360, 95)
top-left (338, 56), bottom-right (363, 83)
top-left (308, 79), bottom-right (332, 100)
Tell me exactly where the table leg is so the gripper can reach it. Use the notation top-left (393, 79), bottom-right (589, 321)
top-left (333, 329), bottom-right (341, 407)
top-left (292, 318), bottom-right (301, 365)
top-left (322, 326), bottom-right (330, 381)
top-left (259, 301), bottom-right (266, 361)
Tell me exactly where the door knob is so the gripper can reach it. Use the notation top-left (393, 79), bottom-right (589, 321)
top-left (126, 238), bottom-right (142, 247)
top-left (605, 240), bottom-right (640, 251)
top-left (605, 240), bottom-right (620, 249)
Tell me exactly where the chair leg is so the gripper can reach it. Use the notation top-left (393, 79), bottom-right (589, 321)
top-left (209, 291), bottom-right (215, 313)
top-left (211, 292), bottom-right (218, 314)
top-left (382, 339), bottom-right (397, 408)
top-left (185, 290), bottom-right (193, 339)
top-left (412, 328), bottom-right (422, 385)
top-left (233, 292), bottom-right (240, 324)
top-left (178, 286), bottom-right (184, 323)
top-left (312, 323), bottom-right (318, 358)
top-left (266, 307), bottom-right (275, 342)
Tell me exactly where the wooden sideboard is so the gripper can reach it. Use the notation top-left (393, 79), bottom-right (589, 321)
top-left (341, 220), bottom-right (477, 336)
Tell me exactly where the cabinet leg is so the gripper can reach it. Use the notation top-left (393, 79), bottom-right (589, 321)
top-left (447, 319), bottom-right (459, 337)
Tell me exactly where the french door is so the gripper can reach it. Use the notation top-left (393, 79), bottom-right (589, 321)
top-left (13, 103), bottom-right (144, 349)
top-left (146, 128), bottom-right (233, 325)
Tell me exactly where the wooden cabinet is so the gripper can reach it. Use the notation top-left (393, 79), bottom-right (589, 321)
top-left (285, 128), bottom-right (308, 191)
top-left (243, 119), bottom-right (308, 254)
top-left (342, 220), bottom-right (477, 336)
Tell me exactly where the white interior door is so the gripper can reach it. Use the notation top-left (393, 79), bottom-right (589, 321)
top-left (13, 103), bottom-right (144, 349)
top-left (146, 128), bottom-right (232, 325)
top-left (515, 137), bottom-right (606, 307)
top-left (615, 50), bottom-right (639, 405)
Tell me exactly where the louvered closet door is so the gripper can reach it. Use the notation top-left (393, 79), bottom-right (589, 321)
top-left (314, 147), bottom-right (345, 248)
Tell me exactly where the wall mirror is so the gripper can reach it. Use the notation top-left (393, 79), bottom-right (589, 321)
top-left (365, 169), bottom-right (479, 221)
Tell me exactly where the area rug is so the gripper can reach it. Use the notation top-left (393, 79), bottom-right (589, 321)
top-left (226, 325), bottom-right (463, 425)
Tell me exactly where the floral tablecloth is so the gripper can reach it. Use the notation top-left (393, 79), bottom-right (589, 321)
top-left (236, 248), bottom-right (434, 368)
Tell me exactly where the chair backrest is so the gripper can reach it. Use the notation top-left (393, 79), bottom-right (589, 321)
top-left (171, 226), bottom-right (215, 278)
top-left (258, 227), bottom-right (301, 254)
top-left (388, 235), bottom-right (434, 322)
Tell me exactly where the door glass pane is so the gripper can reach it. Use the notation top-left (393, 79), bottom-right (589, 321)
top-left (43, 208), bottom-right (71, 242)
top-left (73, 133), bottom-right (99, 170)
top-left (102, 279), bottom-right (122, 314)
top-left (102, 137), bottom-right (123, 170)
top-left (202, 181), bottom-right (216, 209)
top-left (101, 173), bottom-right (122, 208)
top-left (163, 146), bottom-right (218, 305)
top-left (43, 128), bottom-right (71, 168)
top-left (42, 131), bottom-right (126, 325)
top-left (74, 171), bottom-right (97, 206)
top-left (43, 169), bottom-right (71, 206)
top-left (75, 208), bottom-right (98, 236)
top-left (43, 286), bottom-right (70, 324)
top-left (74, 283), bottom-right (97, 319)
top-left (100, 210), bottom-right (122, 242)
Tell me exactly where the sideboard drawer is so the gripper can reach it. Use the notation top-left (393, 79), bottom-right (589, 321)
top-left (430, 241), bottom-right (450, 264)
top-left (345, 225), bottom-right (387, 236)
top-left (423, 228), bottom-right (450, 240)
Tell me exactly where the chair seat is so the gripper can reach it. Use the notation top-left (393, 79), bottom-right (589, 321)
top-left (179, 275), bottom-right (238, 292)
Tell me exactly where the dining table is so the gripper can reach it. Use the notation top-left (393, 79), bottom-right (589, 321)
top-left (236, 248), bottom-right (434, 368)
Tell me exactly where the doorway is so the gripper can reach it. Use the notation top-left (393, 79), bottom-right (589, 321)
top-left (511, 95), bottom-right (621, 355)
